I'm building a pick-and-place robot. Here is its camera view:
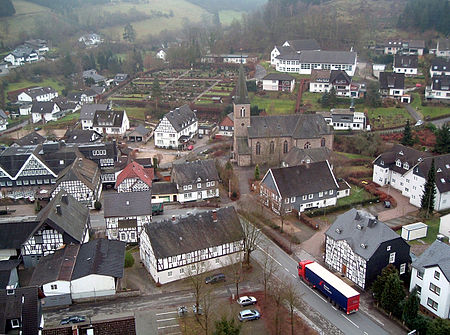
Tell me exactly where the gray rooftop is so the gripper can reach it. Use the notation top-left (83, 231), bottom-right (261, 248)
top-left (235, 64), bottom-right (250, 104)
top-left (172, 159), bottom-right (219, 185)
top-left (79, 103), bottom-right (108, 121)
top-left (103, 191), bottom-right (152, 217)
top-left (263, 73), bottom-right (296, 81)
top-left (163, 105), bottom-right (197, 132)
top-left (412, 240), bottom-right (450, 281)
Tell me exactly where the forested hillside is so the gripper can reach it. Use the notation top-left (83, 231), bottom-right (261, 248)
top-left (26, 0), bottom-right (109, 13)
top-left (0, 0), bottom-right (15, 17)
top-left (398, 0), bottom-right (450, 35)
top-left (186, 0), bottom-right (267, 12)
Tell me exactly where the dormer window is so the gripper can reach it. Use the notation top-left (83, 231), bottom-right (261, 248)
top-left (396, 160), bottom-right (401, 167)
top-left (441, 178), bottom-right (445, 183)
top-left (437, 168), bottom-right (442, 173)
top-left (403, 162), bottom-right (409, 170)
top-left (380, 160), bottom-right (384, 165)
top-left (399, 151), bottom-right (404, 155)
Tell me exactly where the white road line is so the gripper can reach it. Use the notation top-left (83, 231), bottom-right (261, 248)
top-left (155, 311), bottom-right (177, 316)
top-left (342, 314), bottom-right (359, 328)
top-left (375, 318), bottom-right (385, 326)
top-left (157, 317), bottom-right (177, 322)
top-left (311, 290), bottom-right (327, 303)
top-left (331, 305), bottom-right (337, 311)
top-left (364, 332), bottom-right (368, 335)
top-left (157, 325), bottom-right (179, 330)
top-left (291, 274), bottom-right (296, 278)
top-left (284, 267), bottom-right (290, 272)
top-left (257, 246), bottom-right (282, 266)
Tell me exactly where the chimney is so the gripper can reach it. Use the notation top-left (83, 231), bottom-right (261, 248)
top-left (368, 218), bottom-right (377, 227)
top-left (61, 194), bottom-right (68, 205)
top-left (56, 204), bottom-right (62, 215)
top-left (212, 210), bottom-right (217, 222)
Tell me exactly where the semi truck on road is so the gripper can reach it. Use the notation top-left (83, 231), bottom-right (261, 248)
top-left (298, 260), bottom-right (360, 314)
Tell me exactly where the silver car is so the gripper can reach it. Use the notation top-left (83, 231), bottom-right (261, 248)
top-left (238, 309), bottom-right (260, 322)
top-left (237, 296), bottom-right (257, 307)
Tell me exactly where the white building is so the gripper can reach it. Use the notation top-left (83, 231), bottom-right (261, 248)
top-left (0, 109), bottom-right (8, 132)
top-left (275, 50), bottom-right (357, 77)
top-left (409, 240), bottom-right (450, 319)
top-left (439, 213), bottom-right (450, 238)
top-left (104, 191), bottom-right (152, 243)
top-left (115, 161), bottom-right (154, 193)
top-left (79, 33), bottom-right (103, 46)
top-left (29, 239), bottom-right (125, 302)
top-left (430, 58), bottom-right (450, 77)
top-left (139, 207), bottom-right (244, 284)
top-left (171, 159), bottom-right (219, 203)
top-left (3, 45), bottom-right (39, 66)
top-left (383, 40), bottom-right (425, 56)
top-left (154, 105), bottom-right (198, 149)
top-left (309, 70), bottom-right (360, 97)
top-left (156, 49), bottom-right (167, 61)
top-left (262, 73), bottom-right (296, 92)
top-left (393, 55), bottom-right (418, 76)
top-left (425, 75), bottom-right (450, 102)
top-left (18, 87), bottom-right (58, 103)
top-left (31, 101), bottom-right (60, 124)
top-left (217, 112), bottom-right (234, 138)
top-left (270, 39), bottom-right (321, 66)
top-left (436, 39), bottom-right (450, 59)
top-left (320, 109), bottom-right (367, 131)
top-left (79, 103), bottom-right (109, 130)
top-left (92, 110), bottom-right (130, 136)
top-left (379, 72), bottom-right (410, 103)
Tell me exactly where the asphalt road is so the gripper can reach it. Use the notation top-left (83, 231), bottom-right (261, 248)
top-left (253, 230), bottom-right (389, 335)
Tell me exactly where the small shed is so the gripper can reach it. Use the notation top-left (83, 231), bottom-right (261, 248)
top-left (401, 222), bottom-right (428, 241)
top-left (126, 125), bottom-right (152, 143)
top-left (439, 213), bottom-right (450, 238)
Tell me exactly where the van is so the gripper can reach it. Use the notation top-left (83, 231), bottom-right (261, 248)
top-left (205, 273), bottom-right (225, 284)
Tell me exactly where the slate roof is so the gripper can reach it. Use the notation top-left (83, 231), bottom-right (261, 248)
top-left (0, 145), bottom-right (41, 177)
top-left (326, 209), bottom-right (404, 260)
top-left (330, 70), bottom-right (351, 84)
top-left (247, 114), bottom-right (332, 139)
top-left (64, 129), bottom-right (102, 143)
top-left (430, 75), bottom-right (450, 91)
top-left (413, 154), bottom-right (450, 193)
top-left (384, 40), bottom-right (425, 49)
top-left (115, 161), bottom-right (154, 188)
top-left (162, 105), bottom-right (197, 133)
top-left (0, 259), bottom-right (21, 289)
top-left (29, 244), bottom-right (80, 285)
top-left (0, 286), bottom-right (41, 335)
top-left (10, 45), bottom-right (36, 58)
top-left (104, 191), bottom-right (152, 217)
top-left (431, 58), bottom-right (450, 72)
top-left (152, 182), bottom-right (178, 195)
top-left (267, 161), bottom-right (338, 198)
top-left (31, 101), bottom-right (56, 115)
top-left (438, 38), bottom-right (450, 52)
top-left (262, 73), bottom-right (295, 81)
top-left (310, 70), bottom-right (331, 83)
top-left (411, 240), bottom-right (450, 281)
top-left (394, 55), bottom-right (418, 69)
top-left (373, 144), bottom-right (433, 175)
top-left (0, 219), bottom-right (38, 249)
top-left (36, 143), bottom-right (79, 175)
top-left (172, 159), bottom-right (219, 185)
top-left (79, 103), bottom-right (108, 121)
top-left (93, 110), bottom-right (125, 128)
top-left (280, 50), bottom-right (356, 64)
top-left (128, 124), bottom-right (151, 137)
top-left (54, 97), bottom-right (78, 111)
top-left (379, 72), bottom-right (405, 90)
top-left (22, 87), bottom-right (57, 99)
top-left (114, 73), bottom-right (128, 82)
top-left (82, 69), bottom-right (105, 83)
top-left (71, 239), bottom-right (125, 280)
top-left (144, 207), bottom-right (243, 259)
top-left (286, 39), bottom-right (321, 51)
top-left (235, 64), bottom-right (250, 104)
top-left (36, 190), bottom-right (90, 243)
top-left (13, 132), bottom-right (45, 146)
top-left (282, 147), bottom-right (332, 166)
top-left (0, 109), bottom-right (7, 119)
top-left (55, 155), bottom-right (100, 192)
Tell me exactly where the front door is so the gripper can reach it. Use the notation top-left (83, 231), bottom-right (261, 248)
top-left (342, 264), bottom-right (347, 276)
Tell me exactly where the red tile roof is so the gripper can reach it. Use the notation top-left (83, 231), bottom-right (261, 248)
top-left (115, 161), bottom-right (154, 189)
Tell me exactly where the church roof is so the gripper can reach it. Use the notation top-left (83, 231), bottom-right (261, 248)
top-left (234, 64), bottom-right (250, 105)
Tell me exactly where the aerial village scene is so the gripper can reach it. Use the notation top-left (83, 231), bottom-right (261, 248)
top-left (0, 0), bottom-right (449, 334)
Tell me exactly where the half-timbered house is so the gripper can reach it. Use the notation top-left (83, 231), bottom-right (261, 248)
top-left (51, 155), bottom-right (102, 208)
top-left (104, 191), bottom-right (152, 243)
top-left (171, 159), bottom-right (219, 203)
top-left (151, 182), bottom-right (178, 203)
top-left (21, 191), bottom-right (90, 267)
top-left (115, 161), bottom-right (154, 193)
top-left (139, 207), bottom-right (244, 284)
top-left (324, 209), bottom-right (411, 289)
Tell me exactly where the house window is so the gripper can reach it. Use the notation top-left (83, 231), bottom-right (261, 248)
top-left (180, 268), bottom-right (184, 274)
top-left (308, 194), bottom-right (313, 199)
top-left (434, 271), bottom-right (440, 280)
top-left (417, 270), bottom-right (424, 279)
top-left (240, 107), bottom-right (245, 118)
top-left (269, 141), bottom-right (274, 154)
top-left (197, 183), bottom-right (201, 188)
top-left (130, 232), bottom-right (136, 240)
top-left (51, 284), bottom-right (58, 290)
top-left (211, 181), bottom-right (215, 186)
top-left (304, 142), bottom-right (311, 149)
top-left (120, 232), bottom-right (127, 241)
top-left (256, 142), bottom-right (261, 155)
top-left (188, 185), bottom-right (192, 190)
top-left (302, 195), bottom-right (307, 200)
top-left (321, 138), bottom-right (326, 147)
top-left (416, 285), bottom-right (421, 296)
top-left (389, 252), bottom-right (396, 263)
top-left (400, 263), bottom-right (406, 274)
top-left (427, 298), bottom-right (438, 311)
top-left (11, 319), bottom-right (19, 328)
top-left (319, 192), bottom-right (323, 197)
top-left (283, 141), bottom-right (288, 154)
top-left (429, 283), bottom-right (441, 296)
top-left (285, 198), bottom-right (289, 204)
top-left (387, 246), bottom-right (391, 251)
top-left (329, 190), bottom-right (334, 195)
top-left (291, 197), bottom-right (295, 202)
top-left (168, 271), bottom-right (173, 277)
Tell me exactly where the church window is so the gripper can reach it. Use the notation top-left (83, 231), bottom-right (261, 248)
top-left (283, 141), bottom-right (288, 154)
top-left (240, 107), bottom-right (246, 118)
top-left (304, 142), bottom-right (311, 149)
top-left (321, 138), bottom-right (326, 147)
top-left (270, 141), bottom-right (274, 154)
top-left (256, 142), bottom-right (261, 155)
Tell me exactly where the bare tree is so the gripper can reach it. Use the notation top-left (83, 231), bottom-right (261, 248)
top-left (284, 279), bottom-right (303, 335)
top-left (186, 261), bottom-right (208, 322)
top-left (201, 288), bottom-right (214, 335)
top-left (270, 279), bottom-right (285, 335)
top-left (224, 251), bottom-right (244, 298)
top-left (241, 218), bottom-right (262, 266)
top-left (260, 246), bottom-right (276, 299)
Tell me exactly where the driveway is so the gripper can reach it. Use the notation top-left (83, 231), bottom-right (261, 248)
top-left (377, 186), bottom-right (418, 222)
top-left (404, 104), bottom-right (422, 122)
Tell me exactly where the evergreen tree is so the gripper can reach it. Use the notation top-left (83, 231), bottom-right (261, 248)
top-left (213, 316), bottom-right (241, 335)
top-left (123, 23), bottom-right (136, 43)
top-left (328, 87), bottom-right (337, 107)
top-left (401, 120), bottom-right (414, 146)
top-left (254, 164), bottom-right (260, 180)
top-left (381, 272), bottom-right (405, 316)
top-left (428, 318), bottom-right (450, 335)
top-left (434, 124), bottom-right (450, 154)
top-left (371, 264), bottom-right (398, 301)
top-left (320, 91), bottom-right (330, 107)
top-left (402, 288), bottom-right (419, 328)
top-left (0, 0), bottom-right (16, 17)
top-left (421, 158), bottom-right (436, 217)
top-left (365, 82), bottom-right (381, 107)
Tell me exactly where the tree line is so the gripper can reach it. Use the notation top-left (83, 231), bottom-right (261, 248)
top-left (398, 0), bottom-right (450, 35)
top-left (26, 0), bottom-right (110, 14)
top-left (0, 0), bottom-right (15, 18)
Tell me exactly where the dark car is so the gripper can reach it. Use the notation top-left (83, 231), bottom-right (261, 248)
top-left (60, 315), bottom-right (86, 325)
top-left (384, 200), bottom-right (391, 208)
top-left (205, 273), bottom-right (225, 284)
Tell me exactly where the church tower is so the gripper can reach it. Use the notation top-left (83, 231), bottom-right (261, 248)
top-left (233, 64), bottom-right (251, 158)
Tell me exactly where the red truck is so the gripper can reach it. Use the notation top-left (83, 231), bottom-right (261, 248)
top-left (298, 260), bottom-right (360, 314)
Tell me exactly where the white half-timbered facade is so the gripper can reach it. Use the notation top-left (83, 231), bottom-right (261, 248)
top-left (115, 161), bottom-right (154, 193)
top-left (104, 191), bottom-right (152, 243)
top-left (154, 105), bottom-right (198, 149)
top-left (140, 207), bottom-right (244, 284)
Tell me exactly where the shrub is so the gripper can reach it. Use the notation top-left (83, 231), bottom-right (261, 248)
top-left (94, 201), bottom-right (102, 210)
top-left (124, 251), bottom-right (135, 268)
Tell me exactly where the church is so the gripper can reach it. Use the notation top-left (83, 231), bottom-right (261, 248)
top-left (233, 65), bottom-right (333, 167)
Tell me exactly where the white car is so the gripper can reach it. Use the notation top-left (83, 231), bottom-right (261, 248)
top-left (237, 296), bottom-right (257, 307)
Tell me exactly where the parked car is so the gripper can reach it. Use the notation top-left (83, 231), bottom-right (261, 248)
top-left (187, 145), bottom-right (194, 151)
top-left (238, 309), bottom-right (260, 322)
top-left (198, 133), bottom-right (203, 139)
top-left (205, 273), bottom-right (226, 284)
top-left (384, 200), bottom-right (391, 208)
top-left (237, 296), bottom-right (257, 307)
top-left (415, 120), bottom-right (424, 126)
top-left (60, 315), bottom-right (86, 325)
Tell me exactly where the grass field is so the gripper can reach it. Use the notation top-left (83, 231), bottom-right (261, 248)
top-left (125, 107), bottom-right (148, 121)
top-left (250, 93), bottom-right (296, 115)
top-left (366, 106), bottom-right (413, 129)
top-left (301, 92), bottom-right (322, 111)
top-left (219, 10), bottom-right (244, 25)
top-left (5, 78), bottom-right (65, 102)
top-left (336, 185), bottom-right (375, 206)
top-left (410, 92), bottom-right (450, 120)
top-left (336, 151), bottom-right (375, 160)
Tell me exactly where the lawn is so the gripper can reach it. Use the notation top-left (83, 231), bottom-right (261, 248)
top-left (125, 107), bottom-right (148, 121)
top-left (420, 217), bottom-right (440, 244)
top-left (5, 78), bottom-right (66, 102)
top-left (301, 92), bottom-right (323, 111)
top-left (336, 185), bottom-right (376, 206)
top-left (219, 10), bottom-right (244, 25)
top-left (335, 151), bottom-right (375, 160)
top-left (250, 92), bottom-right (296, 115)
top-left (410, 92), bottom-right (450, 120)
top-left (366, 106), bottom-right (414, 129)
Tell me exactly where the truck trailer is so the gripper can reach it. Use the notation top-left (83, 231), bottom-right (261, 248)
top-left (298, 260), bottom-right (360, 314)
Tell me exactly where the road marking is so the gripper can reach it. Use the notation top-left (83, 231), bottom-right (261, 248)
top-left (157, 325), bottom-right (179, 329)
top-left (311, 290), bottom-right (327, 303)
top-left (155, 311), bottom-right (177, 316)
top-left (257, 246), bottom-right (282, 266)
top-left (331, 305), bottom-right (337, 311)
top-left (157, 317), bottom-right (177, 322)
top-left (341, 314), bottom-right (359, 328)
top-left (291, 274), bottom-right (296, 278)
top-left (284, 267), bottom-right (290, 272)
top-left (364, 332), bottom-right (368, 335)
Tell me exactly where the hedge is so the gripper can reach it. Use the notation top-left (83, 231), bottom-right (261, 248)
top-left (305, 197), bottom-right (380, 217)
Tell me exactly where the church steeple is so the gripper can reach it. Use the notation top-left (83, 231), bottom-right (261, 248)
top-left (235, 63), bottom-right (250, 105)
